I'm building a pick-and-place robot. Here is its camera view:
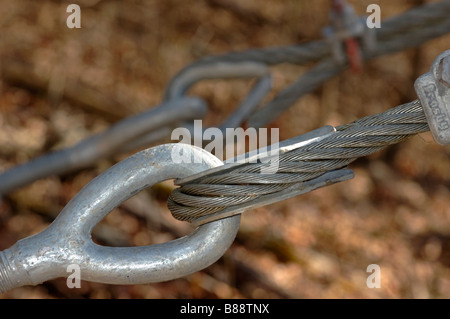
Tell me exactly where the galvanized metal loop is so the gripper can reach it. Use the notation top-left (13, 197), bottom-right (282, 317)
top-left (164, 61), bottom-right (272, 133)
top-left (164, 61), bottom-right (270, 100)
top-left (0, 144), bottom-right (240, 291)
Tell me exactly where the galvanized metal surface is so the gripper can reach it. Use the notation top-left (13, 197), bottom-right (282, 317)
top-left (415, 50), bottom-right (450, 145)
top-left (164, 61), bottom-right (272, 140)
top-left (168, 100), bottom-right (429, 223)
top-left (169, 126), bottom-right (354, 225)
top-left (0, 2), bottom-right (449, 295)
top-left (0, 144), bottom-right (240, 293)
top-left (1, 1), bottom-right (449, 194)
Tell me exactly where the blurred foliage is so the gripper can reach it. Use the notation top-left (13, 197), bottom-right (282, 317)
top-left (1, 0), bottom-right (450, 299)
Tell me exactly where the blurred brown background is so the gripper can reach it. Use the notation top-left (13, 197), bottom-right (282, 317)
top-left (0, 0), bottom-right (450, 299)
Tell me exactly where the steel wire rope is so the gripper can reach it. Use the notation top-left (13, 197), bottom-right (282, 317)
top-left (166, 1), bottom-right (450, 128)
top-left (168, 100), bottom-right (429, 222)
top-left (1, 1), bottom-right (448, 196)
top-left (177, 0), bottom-right (450, 68)
top-left (248, 17), bottom-right (450, 128)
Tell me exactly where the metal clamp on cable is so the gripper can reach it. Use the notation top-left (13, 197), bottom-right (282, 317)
top-left (323, 0), bottom-right (376, 72)
top-left (415, 50), bottom-right (450, 145)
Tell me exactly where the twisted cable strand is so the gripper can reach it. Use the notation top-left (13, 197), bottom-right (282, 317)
top-left (183, 0), bottom-right (450, 68)
top-left (247, 16), bottom-right (450, 128)
top-left (168, 100), bottom-right (430, 222)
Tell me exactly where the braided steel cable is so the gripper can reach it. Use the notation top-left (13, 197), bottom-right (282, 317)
top-left (0, 98), bottom-right (208, 196)
top-left (0, 1), bottom-right (447, 202)
top-left (171, 0), bottom-right (450, 69)
top-left (165, 1), bottom-right (450, 129)
top-left (377, 0), bottom-right (450, 41)
top-left (168, 100), bottom-right (429, 222)
top-left (1, 2), bottom-right (447, 196)
top-left (248, 17), bottom-right (450, 128)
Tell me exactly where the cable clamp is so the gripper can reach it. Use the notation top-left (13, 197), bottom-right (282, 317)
top-left (415, 50), bottom-right (450, 145)
top-left (323, 0), bottom-right (376, 72)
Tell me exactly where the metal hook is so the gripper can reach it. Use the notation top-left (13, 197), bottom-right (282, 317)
top-left (0, 144), bottom-right (241, 293)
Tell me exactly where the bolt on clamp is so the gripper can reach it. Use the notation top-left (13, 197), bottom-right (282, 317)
top-left (415, 50), bottom-right (450, 145)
